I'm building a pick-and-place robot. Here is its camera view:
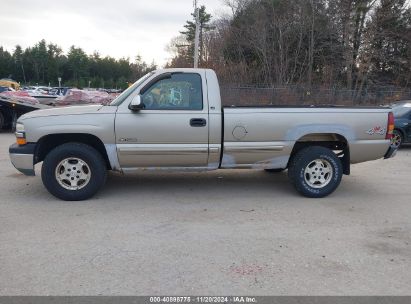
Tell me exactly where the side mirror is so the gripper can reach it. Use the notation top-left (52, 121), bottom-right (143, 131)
top-left (129, 95), bottom-right (145, 111)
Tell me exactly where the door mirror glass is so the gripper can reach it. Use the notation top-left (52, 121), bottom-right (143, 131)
top-left (129, 95), bottom-right (145, 111)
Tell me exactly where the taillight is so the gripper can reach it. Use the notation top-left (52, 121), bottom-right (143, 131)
top-left (386, 112), bottom-right (395, 140)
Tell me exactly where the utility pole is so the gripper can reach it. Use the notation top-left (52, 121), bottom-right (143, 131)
top-left (193, 0), bottom-right (200, 68)
top-left (15, 57), bottom-right (26, 84)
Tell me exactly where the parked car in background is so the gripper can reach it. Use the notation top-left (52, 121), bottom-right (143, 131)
top-left (391, 102), bottom-right (411, 148)
top-left (50, 87), bottom-right (71, 96)
top-left (22, 86), bottom-right (58, 105)
top-left (0, 86), bottom-right (13, 93)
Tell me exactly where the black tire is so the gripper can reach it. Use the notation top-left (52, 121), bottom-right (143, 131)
top-left (391, 130), bottom-right (403, 149)
top-left (265, 168), bottom-right (286, 173)
top-left (0, 111), bottom-right (4, 130)
top-left (41, 143), bottom-right (107, 201)
top-left (288, 146), bottom-right (343, 198)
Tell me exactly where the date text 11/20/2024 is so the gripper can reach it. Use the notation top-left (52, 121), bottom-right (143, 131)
top-left (149, 296), bottom-right (257, 303)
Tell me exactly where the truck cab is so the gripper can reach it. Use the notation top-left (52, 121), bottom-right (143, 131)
top-left (113, 70), bottom-right (221, 171)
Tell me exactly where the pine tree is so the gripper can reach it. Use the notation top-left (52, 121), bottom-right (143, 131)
top-left (179, 5), bottom-right (213, 65)
top-left (368, 0), bottom-right (411, 86)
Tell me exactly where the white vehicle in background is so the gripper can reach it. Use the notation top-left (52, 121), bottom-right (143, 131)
top-left (24, 86), bottom-right (58, 105)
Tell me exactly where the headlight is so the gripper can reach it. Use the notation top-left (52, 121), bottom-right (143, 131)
top-left (16, 123), bottom-right (25, 133)
top-left (15, 123), bottom-right (27, 145)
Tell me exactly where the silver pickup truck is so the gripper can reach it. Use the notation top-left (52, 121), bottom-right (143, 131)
top-left (9, 68), bottom-right (396, 201)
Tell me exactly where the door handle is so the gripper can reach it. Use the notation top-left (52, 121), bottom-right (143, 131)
top-left (190, 118), bottom-right (207, 127)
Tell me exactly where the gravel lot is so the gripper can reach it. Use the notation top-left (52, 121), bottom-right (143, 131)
top-left (0, 132), bottom-right (410, 295)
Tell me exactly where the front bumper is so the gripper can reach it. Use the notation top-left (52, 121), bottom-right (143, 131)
top-left (384, 146), bottom-right (397, 159)
top-left (9, 143), bottom-right (36, 176)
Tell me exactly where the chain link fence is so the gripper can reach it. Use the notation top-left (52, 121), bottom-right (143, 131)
top-left (220, 85), bottom-right (411, 107)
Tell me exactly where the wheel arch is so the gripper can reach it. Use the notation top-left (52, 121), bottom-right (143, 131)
top-left (288, 133), bottom-right (350, 175)
top-left (394, 128), bottom-right (405, 138)
top-left (34, 133), bottom-right (112, 170)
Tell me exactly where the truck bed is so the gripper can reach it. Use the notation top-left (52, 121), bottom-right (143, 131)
top-left (221, 106), bottom-right (391, 168)
top-left (223, 105), bottom-right (390, 109)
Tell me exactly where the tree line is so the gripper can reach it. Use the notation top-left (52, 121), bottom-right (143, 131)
top-left (2, 0), bottom-right (410, 95)
top-left (0, 40), bottom-right (156, 89)
top-left (168, 0), bottom-right (411, 94)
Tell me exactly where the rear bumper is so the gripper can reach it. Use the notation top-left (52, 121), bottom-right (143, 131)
top-left (384, 146), bottom-right (397, 159)
top-left (9, 143), bottom-right (36, 176)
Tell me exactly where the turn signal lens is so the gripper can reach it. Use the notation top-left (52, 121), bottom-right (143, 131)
top-left (15, 129), bottom-right (26, 146)
top-left (386, 112), bottom-right (395, 140)
top-left (16, 137), bottom-right (27, 145)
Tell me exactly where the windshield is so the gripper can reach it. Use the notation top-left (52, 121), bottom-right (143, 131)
top-left (110, 72), bottom-right (154, 106)
top-left (392, 104), bottom-right (411, 117)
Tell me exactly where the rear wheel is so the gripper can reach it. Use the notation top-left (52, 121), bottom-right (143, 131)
top-left (41, 143), bottom-right (107, 201)
top-left (288, 146), bottom-right (343, 198)
top-left (391, 130), bottom-right (403, 149)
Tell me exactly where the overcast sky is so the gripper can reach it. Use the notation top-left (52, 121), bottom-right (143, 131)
top-left (0, 0), bottom-right (230, 67)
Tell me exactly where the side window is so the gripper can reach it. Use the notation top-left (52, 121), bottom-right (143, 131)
top-left (141, 73), bottom-right (203, 110)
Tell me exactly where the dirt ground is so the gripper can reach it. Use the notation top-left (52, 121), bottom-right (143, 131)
top-left (0, 132), bottom-right (410, 295)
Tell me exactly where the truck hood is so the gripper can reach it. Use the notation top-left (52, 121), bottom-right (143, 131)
top-left (19, 105), bottom-right (105, 121)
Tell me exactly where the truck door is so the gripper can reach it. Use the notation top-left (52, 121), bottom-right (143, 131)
top-left (115, 72), bottom-right (209, 169)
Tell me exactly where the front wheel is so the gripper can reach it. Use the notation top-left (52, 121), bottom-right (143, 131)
top-left (288, 146), bottom-right (343, 198)
top-left (41, 143), bottom-right (107, 201)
